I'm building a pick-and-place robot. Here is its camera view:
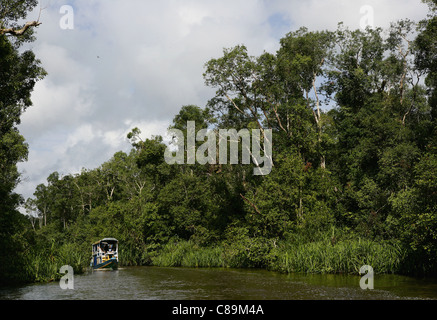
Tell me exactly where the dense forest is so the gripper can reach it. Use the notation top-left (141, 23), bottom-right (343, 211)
top-left (1, 0), bottom-right (437, 285)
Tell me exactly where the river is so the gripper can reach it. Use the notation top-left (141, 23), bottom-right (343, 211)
top-left (1, 266), bottom-right (437, 300)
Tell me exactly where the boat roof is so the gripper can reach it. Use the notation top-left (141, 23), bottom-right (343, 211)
top-left (102, 238), bottom-right (118, 242)
top-left (93, 238), bottom-right (118, 245)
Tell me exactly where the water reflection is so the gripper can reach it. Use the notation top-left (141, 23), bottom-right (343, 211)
top-left (1, 267), bottom-right (436, 300)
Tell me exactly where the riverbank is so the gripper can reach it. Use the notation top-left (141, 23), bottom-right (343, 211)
top-left (5, 229), bottom-right (432, 287)
top-left (149, 238), bottom-right (406, 275)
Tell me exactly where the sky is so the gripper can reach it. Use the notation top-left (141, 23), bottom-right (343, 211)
top-left (15, 0), bottom-right (430, 207)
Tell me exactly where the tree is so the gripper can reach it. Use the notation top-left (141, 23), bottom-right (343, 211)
top-left (276, 28), bottom-right (335, 168)
top-left (322, 21), bottom-right (432, 238)
top-left (386, 0), bottom-right (437, 274)
top-left (0, 1), bottom-right (41, 37)
top-left (415, 0), bottom-right (437, 115)
top-left (32, 183), bottom-right (51, 227)
top-left (0, 0), bottom-right (46, 284)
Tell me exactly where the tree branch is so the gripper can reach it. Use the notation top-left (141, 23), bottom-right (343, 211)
top-left (240, 193), bottom-right (261, 215)
top-left (0, 20), bottom-right (42, 36)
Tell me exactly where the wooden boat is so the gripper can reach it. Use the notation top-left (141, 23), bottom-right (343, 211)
top-left (90, 238), bottom-right (119, 270)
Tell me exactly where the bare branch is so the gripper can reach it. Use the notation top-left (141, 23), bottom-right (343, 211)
top-left (272, 103), bottom-right (288, 134)
top-left (224, 92), bottom-right (245, 115)
top-left (0, 20), bottom-right (42, 36)
top-left (240, 193), bottom-right (261, 215)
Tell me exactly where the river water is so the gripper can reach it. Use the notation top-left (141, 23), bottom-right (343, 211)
top-left (1, 266), bottom-right (437, 300)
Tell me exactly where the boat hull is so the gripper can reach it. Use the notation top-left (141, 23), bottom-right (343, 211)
top-left (92, 258), bottom-right (118, 270)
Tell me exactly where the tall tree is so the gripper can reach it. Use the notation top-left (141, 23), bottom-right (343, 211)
top-left (0, 0), bottom-right (45, 284)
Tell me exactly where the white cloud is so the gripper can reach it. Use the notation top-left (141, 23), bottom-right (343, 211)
top-left (278, 0), bottom-right (429, 31)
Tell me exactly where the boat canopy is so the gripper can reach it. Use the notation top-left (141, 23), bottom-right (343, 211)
top-left (92, 238), bottom-right (118, 254)
top-left (93, 238), bottom-right (118, 245)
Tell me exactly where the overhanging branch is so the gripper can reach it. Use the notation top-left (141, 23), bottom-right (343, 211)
top-left (0, 20), bottom-right (42, 36)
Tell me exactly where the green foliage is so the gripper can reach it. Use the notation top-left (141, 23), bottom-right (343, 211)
top-left (22, 241), bottom-right (88, 283)
top-left (150, 233), bottom-right (406, 275)
top-left (151, 241), bottom-right (224, 268)
top-left (4, 1), bottom-right (437, 284)
top-left (243, 150), bottom-right (335, 238)
top-left (0, 3), bottom-right (46, 285)
top-left (270, 238), bottom-right (405, 274)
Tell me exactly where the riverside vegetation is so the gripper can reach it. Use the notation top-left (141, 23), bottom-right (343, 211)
top-left (1, 0), bottom-right (437, 285)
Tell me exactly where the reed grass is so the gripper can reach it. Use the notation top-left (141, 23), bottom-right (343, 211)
top-left (269, 238), bottom-right (405, 274)
top-left (151, 241), bottom-right (225, 268)
top-left (22, 242), bottom-right (89, 283)
top-left (151, 237), bottom-right (405, 275)
top-left (181, 247), bottom-right (224, 268)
